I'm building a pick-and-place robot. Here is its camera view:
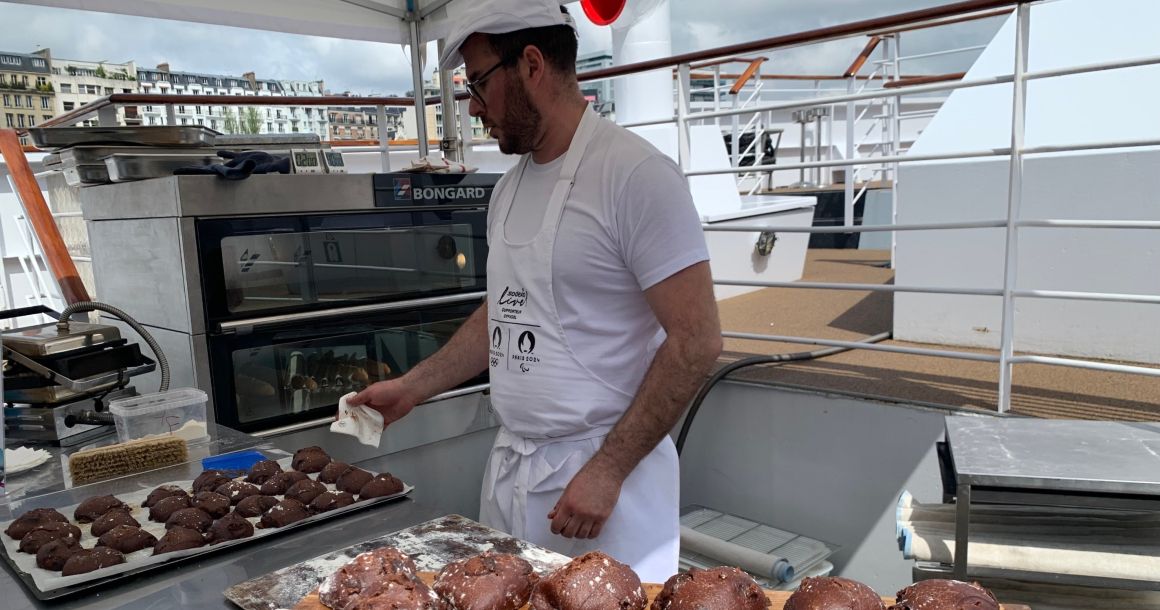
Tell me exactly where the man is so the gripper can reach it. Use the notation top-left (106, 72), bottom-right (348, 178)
top-left (346, 0), bottom-right (721, 582)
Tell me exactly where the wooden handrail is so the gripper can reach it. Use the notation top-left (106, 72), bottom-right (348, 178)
top-left (845, 37), bottom-right (883, 78)
top-left (882, 72), bottom-right (967, 88)
top-left (690, 56), bottom-right (769, 70)
top-left (0, 129), bottom-right (91, 305)
top-left (867, 7), bottom-right (1014, 36)
top-left (39, 91), bottom-right (472, 130)
top-left (729, 58), bottom-right (768, 95)
top-left (578, 0), bottom-right (1028, 83)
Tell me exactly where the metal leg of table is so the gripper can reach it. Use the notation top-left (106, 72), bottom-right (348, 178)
top-left (954, 482), bottom-right (970, 579)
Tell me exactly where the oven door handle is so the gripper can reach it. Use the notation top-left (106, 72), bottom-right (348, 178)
top-left (251, 383), bottom-right (491, 438)
top-left (218, 292), bottom-right (487, 334)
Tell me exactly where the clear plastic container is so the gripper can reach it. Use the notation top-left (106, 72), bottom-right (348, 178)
top-left (108, 388), bottom-right (210, 445)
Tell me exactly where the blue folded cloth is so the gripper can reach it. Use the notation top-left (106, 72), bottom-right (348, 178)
top-left (174, 150), bottom-right (290, 180)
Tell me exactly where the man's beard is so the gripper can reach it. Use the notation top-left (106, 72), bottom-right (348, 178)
top-left (496, 77), bottom-right (541, 155)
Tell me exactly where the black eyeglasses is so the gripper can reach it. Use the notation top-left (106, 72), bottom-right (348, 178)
top-left (466, 56), bottom-right (515, 107)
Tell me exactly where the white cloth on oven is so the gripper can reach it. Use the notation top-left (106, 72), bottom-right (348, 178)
top-left (401, 156), bottom-right (477, 174)
top-left (330, 392), bottom-right (384, 447)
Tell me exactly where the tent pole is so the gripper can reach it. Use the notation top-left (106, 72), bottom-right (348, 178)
top-left (436, 39), bottom-right (461, 162)
top-left (409, 8), bottom-right (430, 158)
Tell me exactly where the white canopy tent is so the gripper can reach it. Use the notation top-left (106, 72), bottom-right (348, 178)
top-left (8, 0), bottom-right (574, 155)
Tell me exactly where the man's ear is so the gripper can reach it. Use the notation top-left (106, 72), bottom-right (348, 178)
top-left (521, 44), bottom-right (548, 88)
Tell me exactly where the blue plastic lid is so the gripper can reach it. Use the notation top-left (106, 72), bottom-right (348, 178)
top-left (202, 450), bottom-right (267, 475)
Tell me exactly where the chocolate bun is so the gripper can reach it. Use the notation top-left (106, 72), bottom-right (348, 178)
top-left (191, 491), bottom-right (232, 518)
top-left (143, 485), bottom-right (189, 508)
top-left (165, 508), bottom-right (213, 533)
top-left (91, 509), bottom-right (140, 537)
top-left (36, 538), bottom-right (83, 571)
top-left (285, 479), bottom-right (328, 505)
top-left (319, 547), bottom-right (425, 610)
top-left (153, 526), bottom-right (206, 555)
top-left (235, 494), bottom-right (280, 518)
top-left (192, 470), bottom-right (233, 494)
top-left (5, 508), bottom-right (69, 540)
top-left (291, 446), bottom-right (331, 473)
top-left (62, 546), bottom-right (126, 576)
top-left (889, 579), bottom-right (998, 610)
top-left (434, 551), bottom-right (538, 610)
top-left (529, 551), bottom-right (647, 610)
top-left (207, 512), bottom-right (255, 545)
top-left (18, 521), bottom-right (83, 554)
top-left (651, 566), bottom-right (770, 610)
top-left (784, 576), bottom-right (884, 610)
top-left (244, 459), bottom-right (284, 484)
top-left (259, 470), bottom-right (310, 495)
top-left (149, 494), bottom-right (192, 523)
top-left (309, 491), bottom-right (356, 514)
top-left (97, 525), bottom-right (158, 554)
top-left (259, 498), bottom-right (309, 528)
top-left (74, 495), bottom-right (128, 523)
top-left (335, 467), bottom-right (373, 494)
top-left (318, 461), bottom-right (352, 485)
top-left (359, 473), bottom-right (405, 500)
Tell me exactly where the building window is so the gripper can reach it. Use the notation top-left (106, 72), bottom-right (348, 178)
top-left (104, 87), bottom-right (113, 95)
top-left (41, 97), bottom-right (49, 109)
top-left (13, 96), bottom-right (21, 108)
top-left (178, 105), bottom-right (187, 114)
top-left (17, 114), bottom-right (26, 128)
top-left (2, 94), bottom-right (8, 107)
top-left (0, 56), bottom-right (20, 66)
top-left (60, 84), bottom-right (72, 93)
top-left (195, 105), bottom-right (202, 115)
top-left (28, 116), bottom-right (35, 126)
top-left (179, 118), bottom-right (187, 125)
top-left (4, 113), bottom-right (12, 127)
top-left (36, 76), bottom-right (47, 87)
top-left (63, 102), bottom-right (74, 111)
top-left (122, 89), bottom-right (131, 94)
top-left (31, 58), bottom-right (46, 68)
top-left (26, 95), bottom-right (33, 107)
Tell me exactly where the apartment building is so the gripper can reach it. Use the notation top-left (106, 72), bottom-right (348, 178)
top-left (48, 52), bottom-right (139, 126)
top-left (0, 49), bottom-right (55, 143)
top-left (135, 64), bottom-right (327, 137)
top-left (327, 106), bottom-right (382, 141)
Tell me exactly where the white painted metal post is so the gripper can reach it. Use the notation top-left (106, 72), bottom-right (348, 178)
top-left (408, 11), bottom-right (430, 159)
top-left (676, 63), bottom-right (692, 175)
top-left (712, 65), bottom-right (721, 117)
top-left (376, 105), bottom-right (391, 172)
top-left (165, 105), bottom-right (176, 125)
top-left (845, 79), bottom-right (856, 228)
top-left (458, 98), bottom-right (473, 165)
top-left (730, 93), bottom-right (740, 169)
top-left (997, 4), bottom-right (1032, 414)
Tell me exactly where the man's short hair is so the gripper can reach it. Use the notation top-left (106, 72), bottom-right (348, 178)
top-left (485, 22), bottom-right (578, 76)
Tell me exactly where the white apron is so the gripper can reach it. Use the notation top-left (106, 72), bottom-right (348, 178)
top-left (479, 106), bottom-right (680, 583)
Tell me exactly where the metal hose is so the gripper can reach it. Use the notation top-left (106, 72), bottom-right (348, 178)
top-left (56, 301), bottom-right (170, 393)
top-left (676, 331), bottom-right (892, 456)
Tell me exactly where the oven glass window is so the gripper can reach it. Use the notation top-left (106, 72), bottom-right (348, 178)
top-left (221, 224), bottom-right (481, 315)
top-left (231, 318), bottom-right (463, 425)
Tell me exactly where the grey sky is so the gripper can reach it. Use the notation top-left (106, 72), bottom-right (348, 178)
top-left (0, 1), bottom-right (1005, 95)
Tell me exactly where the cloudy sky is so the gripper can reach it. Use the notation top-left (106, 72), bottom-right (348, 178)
top-left (0, 1), bottom-right (1006, 96)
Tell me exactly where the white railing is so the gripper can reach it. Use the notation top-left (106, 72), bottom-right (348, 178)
top-left (582, 0), bottom-right (1160, 414)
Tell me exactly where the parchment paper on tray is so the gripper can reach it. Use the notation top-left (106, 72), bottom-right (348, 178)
top-left (0, 455), bottom-right (411, 596)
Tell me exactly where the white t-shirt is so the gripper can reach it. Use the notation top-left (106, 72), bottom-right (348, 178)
top-left (487, 117), bottom-right (710, 396)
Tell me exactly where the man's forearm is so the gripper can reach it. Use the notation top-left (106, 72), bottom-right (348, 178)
top-left (591, 333), bottom-right (720, 480)
top-left (401, 302), bottom-right (490, 403)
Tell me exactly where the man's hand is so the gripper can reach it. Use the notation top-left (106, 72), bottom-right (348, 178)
top-left (345, 379), bottom-right (419, 428)
top-left (547, 456), bottom-right (627, 539)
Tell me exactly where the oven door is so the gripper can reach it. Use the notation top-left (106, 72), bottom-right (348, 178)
top-left (206, 298), bottom-right (484, 433)
top-left (197, 208), bottom-right (487, 326)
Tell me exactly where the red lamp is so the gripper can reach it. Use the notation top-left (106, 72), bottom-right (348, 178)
top-left (580, 0), bottom-right (627, 26)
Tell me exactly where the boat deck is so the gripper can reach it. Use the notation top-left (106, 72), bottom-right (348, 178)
top-left (715, 249), bottom-right (1160, 421)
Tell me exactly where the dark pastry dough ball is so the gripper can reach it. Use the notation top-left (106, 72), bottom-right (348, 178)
top-left (434, 551), bottom-right (538, 610)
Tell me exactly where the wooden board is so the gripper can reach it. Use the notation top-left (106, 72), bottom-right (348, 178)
top-left (292, 572), bottom-right (1032, 610)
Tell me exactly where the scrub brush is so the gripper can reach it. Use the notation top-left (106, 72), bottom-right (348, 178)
top-left (68, 437), bottom-right (189, 485)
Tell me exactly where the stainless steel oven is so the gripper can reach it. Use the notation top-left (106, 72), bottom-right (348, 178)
top-left (81, 172), bottom-right (498, 434)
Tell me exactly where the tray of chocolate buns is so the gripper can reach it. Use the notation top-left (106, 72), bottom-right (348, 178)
top-left (225, 515), bottom-right (1031, 610)
top-left (0, 445), bottom-right (411, 600)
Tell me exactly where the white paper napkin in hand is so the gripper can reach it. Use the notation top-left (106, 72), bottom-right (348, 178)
top-left (330, 392), bottom-right (385, 448)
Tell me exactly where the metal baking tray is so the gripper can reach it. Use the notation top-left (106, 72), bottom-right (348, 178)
top-left (105, 153), bottom-right (219, 183)
top-left (26, 126), bottom-right (220, 150)
top-left (59, 146), bottom-right (214, 166)
top-left (0, 451), bottom-right (413, 600)
top-left (215, 133), bottom-right (322, 148)
top-left (61, 164), bottom-right (110, 187)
